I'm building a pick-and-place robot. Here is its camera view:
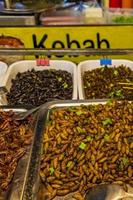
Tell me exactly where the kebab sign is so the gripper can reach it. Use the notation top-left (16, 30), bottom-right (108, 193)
top-left (32, 33), bottom-right (110, 54)
top-left (0, 25), bottom-right (133, 61)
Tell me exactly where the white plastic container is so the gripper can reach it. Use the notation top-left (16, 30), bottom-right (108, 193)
top-left (0, 61), bottom-right (8, 85)
top-left (78, 59), bottom-right (133, 99)
top-left (0, 61), bottom-right (8, 105)
top-left (2, 60), bottom-right (78, 102)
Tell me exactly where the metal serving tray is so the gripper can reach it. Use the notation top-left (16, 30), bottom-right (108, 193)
top-left (22, 99), bottom-right (133, 200)
top-left (0, 106), bottom-right (35, 200)
top-left (22, 99), bottom-right (115, 200)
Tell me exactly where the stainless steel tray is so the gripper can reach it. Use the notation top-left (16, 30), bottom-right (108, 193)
top-left (0, 106), bottom-right (35, 200)
top-left (22, 99), bottom-right (115, 200)
top-left (22, 99), bottom-right (133, 200)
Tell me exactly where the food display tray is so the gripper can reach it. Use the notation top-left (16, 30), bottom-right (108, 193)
top-left (0, 106), bottom-right (35, 200)
top-left (22, 99), bottom-right (107, 200)
top-left (22, 99), bottom-right (133, 200)
top-left (1, 60), bottom-right (77, 105)
top-left (77, 59), bottom-right (133, 100)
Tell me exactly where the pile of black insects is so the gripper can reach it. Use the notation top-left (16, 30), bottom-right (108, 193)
top-left (7, 69), bottom-right (73, 107)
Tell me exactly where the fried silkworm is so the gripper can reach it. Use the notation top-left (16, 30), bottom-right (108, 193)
top-left (40, 101), bottom-right (133, 199)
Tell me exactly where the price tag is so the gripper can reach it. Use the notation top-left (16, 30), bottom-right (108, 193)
top-left (100, 59), bottom-right (112, 66)
top-left (36, 58), bottom-right (50, 66)
top-left (36, 58), bottom-right (41, 66)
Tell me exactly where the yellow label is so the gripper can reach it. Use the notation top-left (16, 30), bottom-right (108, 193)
top-left (0, 25), bottom-right (133, 62)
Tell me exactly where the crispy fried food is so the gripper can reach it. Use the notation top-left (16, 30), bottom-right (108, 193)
top-left (40, 100), bottom-right (133, 199)
top-left (0, 110), bottom-right (32, 191)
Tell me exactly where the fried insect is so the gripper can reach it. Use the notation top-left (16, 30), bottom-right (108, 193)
top-left (0, 110), bottom-right (33, 191)
top-left (83, 65), bottom-right (133, 100)
top-left (40, 100), bottom-right (133, 199)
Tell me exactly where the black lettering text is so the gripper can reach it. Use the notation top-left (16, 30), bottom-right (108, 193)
top-left (83, 39), bottom-right (95, 48)
top-left (66, 34), bottom-right (80, 57)
top-left (32, 34), bottom-right (48, 48)
top-left (52, 41), bottom-right (65, 58)
top-left (66, 34), bottom-right (80, 48)
top-left (97, 33), bottom-right (110, 48)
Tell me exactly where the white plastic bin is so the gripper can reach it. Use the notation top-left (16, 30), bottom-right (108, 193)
top-left (0, 61), bottom-right (8, 85)
top-left (0, 61), bottom-right (8, 105)
top-left (78, 59), bottom-right (133, 99)
top-left (2, 60), bottom-right (78, 103)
